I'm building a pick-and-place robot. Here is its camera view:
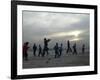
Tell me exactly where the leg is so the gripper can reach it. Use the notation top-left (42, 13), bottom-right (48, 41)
top-left (55, 52), bottom-right (57, 58)
top-left (60, 51), bottom-right (62, 56)
top-left (69, 48), bottom-right (72, 52)
top-left (34, 50), bottom-right (35, 56)
top-left (73, 49), bottom-right (75, 55)
top-left (35, 50), bottom-right (36, 56)
top-left (46, 50), bottom-right (49, 55)
top-left (38, 52), bottom-right (40, 56)
top-left (66, 49), bottom-right (68, 53)
top-left (57, 51), bottom-right (59, 58)
top-left (42, 49), bottom-right (45, 57)
top-left (25, 53), bottom-right (28, 61)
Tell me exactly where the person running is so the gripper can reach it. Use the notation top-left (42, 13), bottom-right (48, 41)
top-left (54, 43), bottom-right (59, 58)
top-left (23, 42), bottom-right (29, 61)
top-left (42, 38), bottom-right (51, 57)
top-left (33, 43), bottom-right (37, 56)
top-left (82, 44), bottom-right (85, 54)
top-left (72, 43), bottom-right (77, 55)
top-left (59, 43), bottom-right (63, 57)
top-left (66, 40), bottom-right (72, 54)
top-left (38, 44), bottom-right (42, 57)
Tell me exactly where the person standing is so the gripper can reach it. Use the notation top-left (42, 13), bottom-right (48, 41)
top-left (23, 42), bottom-right (29, 61)
top-left (59, 43), bottom-right (63, 57)
top-left (33, 43), bottom-right (37, 56)
top-left (72, 43), bottom-right (77, 55)
top-left (42, 38), bottom-right (51, 57)
top-left (66, 40), bottom-right (72, 54)
top-left (54, 43), bottom-right (59, 58)
top-left (38, 44), bottom-right (42, 57)
top-left (82, 44), bottom-right (85, 54)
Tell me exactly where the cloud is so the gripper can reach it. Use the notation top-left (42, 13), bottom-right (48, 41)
top-left (22, 11), bottom-right (89, 48)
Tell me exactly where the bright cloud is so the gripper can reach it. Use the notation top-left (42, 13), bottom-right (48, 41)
top-left (47, 30), bottom-right (83, 38)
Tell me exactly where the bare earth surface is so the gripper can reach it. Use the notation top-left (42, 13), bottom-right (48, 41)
top-left (23, 50), bottom-right (89, 69)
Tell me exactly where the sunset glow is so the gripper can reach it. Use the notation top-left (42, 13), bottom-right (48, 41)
top-left (70, 38), bottom-right (82, 41)
top-left (48, 30), bottom-right (83, 38)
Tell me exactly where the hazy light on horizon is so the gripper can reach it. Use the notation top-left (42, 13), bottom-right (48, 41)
top-left (70, 38), bottom-right (82, 42)
top-left (47, 30), bottom-right (83, 38)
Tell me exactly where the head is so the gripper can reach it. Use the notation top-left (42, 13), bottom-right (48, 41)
top-left (83, 44), bottom-right (85, 46)
top-left (25, 42), bottom-right (29, 45)
top-left (44, 38), bottom-right (46, 41)
top-left (56, 43), bottom-right (58, 46)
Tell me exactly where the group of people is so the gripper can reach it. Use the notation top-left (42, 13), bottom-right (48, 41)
top-left (53, 40), bottom-right (85, 58)
top-left (23, 38), bottom-right (85, 60)
top-left (23, 38), bottom-right (51, 60)
top-left (32, 38), bottom-right (51, 57)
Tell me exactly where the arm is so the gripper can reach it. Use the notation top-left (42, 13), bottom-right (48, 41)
top-left (47, 39), bottom-right (51, 42)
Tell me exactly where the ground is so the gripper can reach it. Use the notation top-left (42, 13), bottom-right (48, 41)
top-left (23, 50), bottom-right (89, 69)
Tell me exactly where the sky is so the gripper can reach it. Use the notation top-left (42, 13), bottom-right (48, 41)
top-left (22, 11), bottom-right (90, 50)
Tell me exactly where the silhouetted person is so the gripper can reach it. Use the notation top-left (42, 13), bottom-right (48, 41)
top-left (82, 44), bottom-right (85, 54)
top-left (38, 44), bottom-right (42, 57)
top-left (66, 40), bottom-right (72, 53)
top-left (59, 43), bottom-right (63, 57)
top-left (54, 43), bottom-right (59, 58)
top-left (33, 43), bottom-right (37, 56)
top-left (72, 43), bottom-right (77, 54)
top-left (42, 38), bottom-right (51, 57)
top-left (23, 42), bottom-right (29, 60)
